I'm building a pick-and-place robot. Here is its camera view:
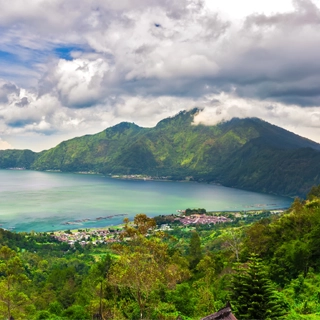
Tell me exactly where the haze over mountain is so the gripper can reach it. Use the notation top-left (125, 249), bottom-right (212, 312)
top-left (1, 109), bottom-right (320, 197)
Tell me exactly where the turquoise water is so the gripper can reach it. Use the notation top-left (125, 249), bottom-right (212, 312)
top-left (0, 170), bottom-right (292, 232)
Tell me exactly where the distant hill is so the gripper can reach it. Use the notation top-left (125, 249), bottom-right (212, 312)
top-left (1, 108), bottom-right (320, 197)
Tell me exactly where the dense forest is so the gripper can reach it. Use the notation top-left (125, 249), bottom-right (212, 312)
top-left (1, 109), bottom-right (320, 197)
top-left (1, 186), bottom-right (320, 319)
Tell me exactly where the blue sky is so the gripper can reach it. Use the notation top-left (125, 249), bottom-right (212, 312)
top-left (0, 0), bottom-right (320, 151)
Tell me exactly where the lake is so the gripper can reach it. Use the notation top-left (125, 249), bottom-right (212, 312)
top-left (0, 170), bottom-right (293, 232)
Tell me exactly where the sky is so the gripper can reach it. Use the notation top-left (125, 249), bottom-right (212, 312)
top-left (0, 0), bottom-right (320, 151)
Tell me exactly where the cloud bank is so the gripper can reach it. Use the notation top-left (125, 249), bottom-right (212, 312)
top-left (0, 0), bottom-right (319, 150)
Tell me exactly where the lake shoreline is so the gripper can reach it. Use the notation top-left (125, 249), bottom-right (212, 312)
top-left (1, 207), bottom-right (290, 235)
top-left (0, 169), bottom-right (293, 233)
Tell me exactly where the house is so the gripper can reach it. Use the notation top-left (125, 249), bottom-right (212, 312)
top-left (201, 302), bottom-right (237, 320)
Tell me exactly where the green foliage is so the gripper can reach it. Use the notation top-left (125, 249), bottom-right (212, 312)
top-left (3, 194), bottom-right (320, 319)
top-left (166, 283), bottom-right (196, 317)
top-left (151, 301), bottom-right (180, 320)
top-left (283, 271), bottom-right (320, 316)
top-left (188, 231), bottom-right (202, 270)
top-left (231, 254), bottom-right (287, 319)
top-left (307, 185), bottom-right (320, 201)
top-left (109, 233), bottom-right (190, 319)
top-left (0, 246), bottom-right (34, 319)
top-left (0, 149), bottom-right (37, 169)
top-left (48, 301), bottom-right (63, 316)
top-left (62, 304), bottom-right (89, 319)
top-left (185, 208), bottom-right (206, 216)
top-left (34, 310), bottom-right (52, 320)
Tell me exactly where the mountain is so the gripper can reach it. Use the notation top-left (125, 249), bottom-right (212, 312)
top-left (0, 149), bottom-right (37, 169)
top-left (1, 108), bottom-right (320, 197)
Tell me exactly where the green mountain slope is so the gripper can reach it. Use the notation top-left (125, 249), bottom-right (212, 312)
top-left (0, 149), bottom-right (38, 169)
top-left (1, 108), bottom-right (320, 197)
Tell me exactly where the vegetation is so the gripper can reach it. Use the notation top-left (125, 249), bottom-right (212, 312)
top-left (185, 208), bottom-right (206, 216)
top-left (1, 109), bottom-right (320, 196)
top-left (1, 186), bottom-right (320, 319)
top-left (231, 254), bottom-right (286, 319)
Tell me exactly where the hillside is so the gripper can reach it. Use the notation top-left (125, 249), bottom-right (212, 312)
top-left (1, 108), bottom-right (320, 197)
top-left (1, 191), bottom-right (320, 319)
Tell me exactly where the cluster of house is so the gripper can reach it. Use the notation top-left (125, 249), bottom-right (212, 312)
top-left (52, 213), bottom-right (234, 246)
top-left (177, 214), bottom-right (231, 225)
top-left (52, 228), bottom-right (121, 246)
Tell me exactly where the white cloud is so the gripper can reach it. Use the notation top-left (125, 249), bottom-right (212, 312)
top-left (193, 92), bottom-right (320, 143)
top-left (112, 95), bottom-right (197, 126)
top-left (0, 0), bottom-right (319, 150)
top-left (0, 138), bottom-right (13, 150)
top-left (205, 0), bottom-right (295, 20)
top-left (50, 58), bottom-right (110, 108)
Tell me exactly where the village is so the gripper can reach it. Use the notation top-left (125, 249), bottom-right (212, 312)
top-left (179, 213), bottom-right (231, 225)
top-left (51, 208), bottom-right (284, 246)
top-left (51, 211), bottom-right (233, 245)
top-left (52, 227), bottom-right (122, 246)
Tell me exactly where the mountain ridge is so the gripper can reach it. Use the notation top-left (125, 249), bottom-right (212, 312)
top-left (1, 108), bottom-right (320, 197)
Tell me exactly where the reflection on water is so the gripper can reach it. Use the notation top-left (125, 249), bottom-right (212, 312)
top-left (0, 170), bottom-right (292, 232)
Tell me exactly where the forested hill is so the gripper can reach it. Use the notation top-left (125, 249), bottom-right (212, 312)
top-left (1, 108), bottom-right (320, 197)
top-left (2, 187), bottom-right (320, 319)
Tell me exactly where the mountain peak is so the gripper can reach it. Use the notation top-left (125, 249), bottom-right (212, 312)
top-left (106, 121), bottom-right (142, 134)
top-left (156, 108), bottom-right (202, 128)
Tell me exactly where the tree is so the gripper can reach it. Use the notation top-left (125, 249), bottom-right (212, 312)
top-left (110, 236), bottom-right (190, 319)
top-left (188, 231), bottom-right (202, 269)
top-left (0, 246), bottom-right (33, 319)
top-left (91, 254), bottom-right (113, 320)
top-left (110, 215), bottom-right (190, 319)
top-left (222, 228), bottom-right (243, 262)
top-left (307, 185), bottom-right (320, 201)
top-left (291, 197), bottom-right (304, 212)
top-left (109, 249), bottom-right (161, 319)
top-left (121, 214), bottom-right (156, 239)
top-left (244, 218), bottom-right (272, 256)
top-left (230, 254), bottom-right (287, 320)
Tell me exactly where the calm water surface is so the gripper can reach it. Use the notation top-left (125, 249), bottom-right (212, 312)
top-left (0, 170), bottom-right (292, 232)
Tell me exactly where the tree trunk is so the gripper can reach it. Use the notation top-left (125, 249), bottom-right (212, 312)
top-left (137, 290), bottom-right (143, 319)
top-left (99, 281), bottom-right (103, 320)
